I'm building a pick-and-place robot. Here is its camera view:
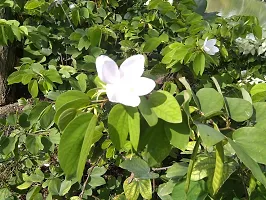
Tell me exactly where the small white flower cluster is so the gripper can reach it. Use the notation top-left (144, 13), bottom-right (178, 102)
top-left (237, 70), bottom-right (266, 86)
top-left (235, 32), bottom-right (266, 56)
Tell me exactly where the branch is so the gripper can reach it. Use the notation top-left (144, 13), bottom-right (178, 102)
top-left (79, 154), bottom-right (103, 199)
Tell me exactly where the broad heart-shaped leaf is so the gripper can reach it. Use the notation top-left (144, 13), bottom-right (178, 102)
top-left (58, 113), bottom-right (97, 181)
top-left (125, 107), bottom-right (140, 151)
top-left (108, 105), bottom-right (129, 150)
top-left (228, 138), bottom-right (266, 188)
top-left (149, 90), bottom-right (182, 123)
top-left (139, 179), bottom-right (152, 200)
top-left (225, 97), bottom-right (253, 122)
top-left (123, 177), bottom-right (140, 200)
top-left (143, 37), bottom-right (161, 52)
top-left (233, 127), bottom-right (266, 165)
top-left (196, 88), bottom-right (224, 117)
top-left (171, 180), bottom-right (208, 200)
top-left (253, 102), bottom-right (266, 123)
top-left (164, 114), bottom-right (190, 151)
top-left (142, 120), bottom-right (172, 166)
top-left (191, 154), bottom-right (237, 182)
top-left (166, 163), bottom-right (188, 179)
top-left (54, 90), bottom-right (90, 124)
top-left (138, 96), bottom-right (158, 126)
top-left (120, 158), bottom-right (159, 179)
top-left (250, 83), bottom-right (266, 102)
top-left (196, 123), bottom-right (225, 147)
top-left (193, 52), bottom-right (205, 75)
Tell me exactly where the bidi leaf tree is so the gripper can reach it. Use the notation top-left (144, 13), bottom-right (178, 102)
top-left (2, 0), bottom-right (266, 199)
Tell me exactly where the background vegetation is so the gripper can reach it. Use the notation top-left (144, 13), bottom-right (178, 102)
top-left (1, 0), bottom-right (266, 199)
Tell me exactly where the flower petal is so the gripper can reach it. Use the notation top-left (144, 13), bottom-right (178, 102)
top-left (118, 94), bottom-right (141, 107)
top-left (106, 82), bottom-right (141, 107)
top-left (206, 39), bottom-right (216, 47)
top-left (210, 46), bottom-right (219, 54)
top-left (96, 55), bottom-right (120, 84)
top-left (120, 55), bottom-right (145, 79)
top-left (133, 77), bottom-right (156, 96)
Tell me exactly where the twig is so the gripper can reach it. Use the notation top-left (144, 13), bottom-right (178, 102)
top-left (151, 166), bottom-right (171, 171)
top-left (79, 155), bottom-right (103, 199)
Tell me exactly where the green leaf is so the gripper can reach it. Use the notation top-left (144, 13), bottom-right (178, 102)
top-left (0, 188), bottom-right (12, 199)
top-left (196, 123), bottom-right (225, 147)
top-left (196, 88), bottom-right (224, 117)
top-left (40, 104), bottom-right (55, 129)
top-left (126, 107), bottom-right (140, 151)
top-left (228, 138), bottom-right (266, 188)
top-left (250, 83), bottom-right (266, 102)
top-left (57, 108), bottom-right (77, 131)
top-left (191, 154), bottom-right (237, 182)
top-left (138, 96), bottom-right (158, 126)
top-left (77, 115), bottom-right (97, 181)
top-left (164, 115), bottom-right (190, 151)
top-left (0, 136), bottom-right (18, 155)
top-left (120, 157), bottom-right (159, 179)
top-left (28, 101), bottom-right (50, 123)
top-left (139, 179), bottom-right (152, 200)
top-left (143, 37), bottom-right (161, 52)
top-left (193, 52), bottom-right (205, 75)
top-left (17, 182), bottom-right (32, 190)
top-left (26, 186), bottom-right (41, 200)
top-left (108, 105), bottom-right (129, 150)
top-left (76, 73), bottom-right (87, 92)
top-left (88, 27), bottom-right (102, 47)
top-left (144, 120), bottom-right (172, 166)
top-left (48, 178), bottom-right (61, 195)
top-left (233, 127), bottom-right (266, 165)
top-left (54, 90), bottom-right (90, 124)
top-left (59, 180), bottom-right (72, 196)
top-left (254, 25), bottom-right (262, 40)
top-left (171, 180), bottom-right (208, 200)
top-left (225, 97), bottom-right (253, 122)
top-left (11, 25), bottom-right (21, 41)
top-left (149, 90), bottom-right (182, 123)
top-left (58, 113), bottom-right (97, 180)
top-left (28, 80), bottom-right (38, 97)
top-left (166, 163), bottom-right (188, 179)
top-left (25, 135), bottom-right (43, 155)
top-left (42, 69), bottom-right (62, 84)
top-left (123, 178), bottom-right (140, 200)
top-left (72, 9), bottom-right (80, 26)
top-left (8, 70), bottom-right (28, 84)
top-left (24, 0), bottom-right (44, 9)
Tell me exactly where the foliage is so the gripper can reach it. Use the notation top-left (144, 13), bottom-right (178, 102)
top-left (1, 0), bottom-right (266, 199)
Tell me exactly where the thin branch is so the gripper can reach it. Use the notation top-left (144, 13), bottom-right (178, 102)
top-left (151, 166), bottom-right (171, 171)
top-left (79, 154), bottom-right (103, 199)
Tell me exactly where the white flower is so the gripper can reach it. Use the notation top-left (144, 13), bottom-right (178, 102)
top-left (246, 33), bottom-right (256, 41)
top-left (203, 38), bottom-right (219, 55)
top-left (145, 0), bottom-right (151, 5)
top-left (69, 4), bottom-right (75, 9)
top-left (241, 70), bottom-right (247, 77)
top-left (249, 77), bottom-right (265, 85)
top-left (96, 55), bottom-right (156, 107)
